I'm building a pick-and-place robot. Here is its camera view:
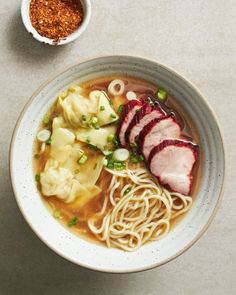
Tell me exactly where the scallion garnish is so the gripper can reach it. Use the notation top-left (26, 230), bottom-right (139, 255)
top-left (130, 142), bottom-right (138, 148)
top-left (107, 134), bottom-right (115, 142)
top-left (117, 104), bottom-right (123, 114)
top-left (43, 115), bottom-right (50, 124)
top-left (68, 217), bottom-right (78, 227)
top-left (77, 154), bottom-right (88, 165)
top-left (86, 136), bottom-right (91, 143)
top-left (35, 173), bottom-right (41, 182)
top-left (124, 187), bottom-right (131, 195)
top-left (82, 114), bottom-right (87, 121)
top-left (53, 210), bottom-right (62, 219)
top-left (110, 113), bottom-right (117, 119)
top-left (100, 106), bottom-right (105, 111)
top-left (157, 89), bottom-right (167, 101)
top-left (130, 151), bottom-right (144, 164)
top-left (45, 138), bottom-right (51, 145)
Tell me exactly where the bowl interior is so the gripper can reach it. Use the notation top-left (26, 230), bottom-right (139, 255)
top-left (21, 0), bottom-right (91, 45)
top-left (10, 56), bottom-right (225, 272)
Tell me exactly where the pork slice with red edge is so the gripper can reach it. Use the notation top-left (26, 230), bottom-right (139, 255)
top-left (149, 139), bottom-right (198, 195)
top-left (139, 116), bottom-right (181, 160)
top-left (117, 100), bottom-right (142, 146)
top-left (125, 103), bottom-right (166, 146)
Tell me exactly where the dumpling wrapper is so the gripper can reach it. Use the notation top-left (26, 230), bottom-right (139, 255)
top-left (76, 125), bottom-right (116, 150)
top-left (89, 90), bottom-right (118, 126)
top-left (75, 154), bottom-right (104, 189)
top-left (50, 120), bottom-right (75, 164)
top-left (40, 159), bottom-right (101, 206)
top-left (67, 185), bottom-right (101, 209)
top-left (40, 160), bottom-right (77, 202)
top-left (60, 89), bottom-right (98, 128)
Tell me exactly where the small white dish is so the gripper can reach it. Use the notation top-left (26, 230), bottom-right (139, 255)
top-left (21, 0), bottom-right (91, 45)
top-left (10, 56), bottom-right (226, 273)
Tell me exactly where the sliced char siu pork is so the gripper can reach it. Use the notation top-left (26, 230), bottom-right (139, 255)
top-left (149, 139), bottom-right (198, 195)
top-left (125, 102), bottom-right (166, 146)
top-left (139, 116), bottom-right (181, 160)
top-left (117, 100), bottom-right (142, 146)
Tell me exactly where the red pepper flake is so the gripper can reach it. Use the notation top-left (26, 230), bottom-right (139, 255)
top-left (30, 0), bottom-right (84, 41)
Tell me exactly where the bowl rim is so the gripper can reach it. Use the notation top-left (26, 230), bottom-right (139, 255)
top-left (21, 0), bottom-right (92, 45)
top-left (9, 55), bottom-right (226, 273)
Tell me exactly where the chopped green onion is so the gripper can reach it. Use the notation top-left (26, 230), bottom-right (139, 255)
top-left (45, 138), bottom-right (51, 145)
top-left (138, 155), bottom-right (144, 161)
top-left (109, 99), bottom-right (113, 106)
top-left (110, 113), bottom-right (117, 119)
top-left (93, 163), bottom-right (98, 170)
top-left (107, 159), bottom-right (114, 169)
top-left (103, 159), bottom-right (108, 166)
top-left (107, 134), bottom-right (115, 142)
top-left (82, 115), bottom-right (87, 121)
top-left (100, 106), bottom-right (105, 111)
top-left (112, 135), bottom-right (119, 148)
top-left (130, 156), bottom-right (139, 164)
top-left (35, 173), bottom-right (40, 182)
top-left (91, 116), bottom-right (98, 124)
top-left (88, 116), bottom-right (99, 128)
top-left (117, 104), bottom-right (124, 114)
top-left (114, 162), bottom-right (126, 171)
top-left (43, 115), bottom-right (50, 124)
top-left (34, 154), bottom-right (40, 159)
top-left (68, 217), bottom-right (78, 227)
top-left (130, 152), bottom-right (144, 163)
top-left (103, 150), bottom-right (113, 156)
top-left (130, 142), bottom-right (138, 148)
top-left (124, 187), bottom-right (131, 195)
top-left (78, 154), bottom-right (88, 164)
top-left (157, 89), bottom-right (167, 101)
top-left (86, 136), bottom-right (91, 143)
top-left (53, 210), bottom-right (62, 219)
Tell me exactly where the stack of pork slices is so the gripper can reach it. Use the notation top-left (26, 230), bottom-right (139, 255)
top-left (117, 96), bottom-right (198, 196)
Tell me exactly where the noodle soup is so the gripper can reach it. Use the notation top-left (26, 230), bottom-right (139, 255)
top-left (33, 76), bottom-right (200, 251)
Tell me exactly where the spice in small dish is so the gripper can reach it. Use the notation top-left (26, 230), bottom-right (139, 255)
top-left (30, 0), bottom-right (84, 42)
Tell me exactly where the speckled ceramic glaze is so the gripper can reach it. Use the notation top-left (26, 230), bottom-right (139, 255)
top-left (10, 56), bottom-right (225, 273)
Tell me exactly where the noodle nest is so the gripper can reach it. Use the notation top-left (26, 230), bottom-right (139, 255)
top-left (88, 167), bottom-right (192, 251)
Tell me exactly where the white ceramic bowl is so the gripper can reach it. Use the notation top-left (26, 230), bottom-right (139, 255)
top-left (10, 56), bottom-right (225, 273)
top-left (21, 0), bottom-right (91, 45)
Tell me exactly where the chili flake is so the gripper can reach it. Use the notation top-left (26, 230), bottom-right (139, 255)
top-left (30, 0), bottom-right (84, 41)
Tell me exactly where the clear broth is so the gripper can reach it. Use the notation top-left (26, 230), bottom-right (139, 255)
top-left (33, 76), bottom-right (201, 246)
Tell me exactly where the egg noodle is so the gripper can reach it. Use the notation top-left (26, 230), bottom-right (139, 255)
top-left (88, 167), bottom-right (192, 251)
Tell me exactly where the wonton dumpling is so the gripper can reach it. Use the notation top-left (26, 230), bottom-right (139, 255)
top-left (40, 160), bottom-right (101, 205)
top-left (50, 124), bottom-right (75, 164)
top-left (67, 185), bottom-right (101, 208)
top-left (90, 91), bottom-right (118, 126)
top-left (40, 161), bottom-right (77, 201)
top-left (75, 154), bottom-right (104, 188)
top-left (76, 125), bottom-right (116, 150)
top-left (60, 90), bottom-right (98, 128)
top-left (52, 116), bottom-right (67, 130)
top-left (62, 143), bottom-right (84, 173)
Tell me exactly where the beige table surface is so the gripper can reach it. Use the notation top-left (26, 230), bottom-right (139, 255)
top-left (0, 1), bottom-right (235, 294)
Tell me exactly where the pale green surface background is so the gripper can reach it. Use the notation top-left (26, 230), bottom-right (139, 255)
top-left (0, 1), bottom-right (235, 294)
